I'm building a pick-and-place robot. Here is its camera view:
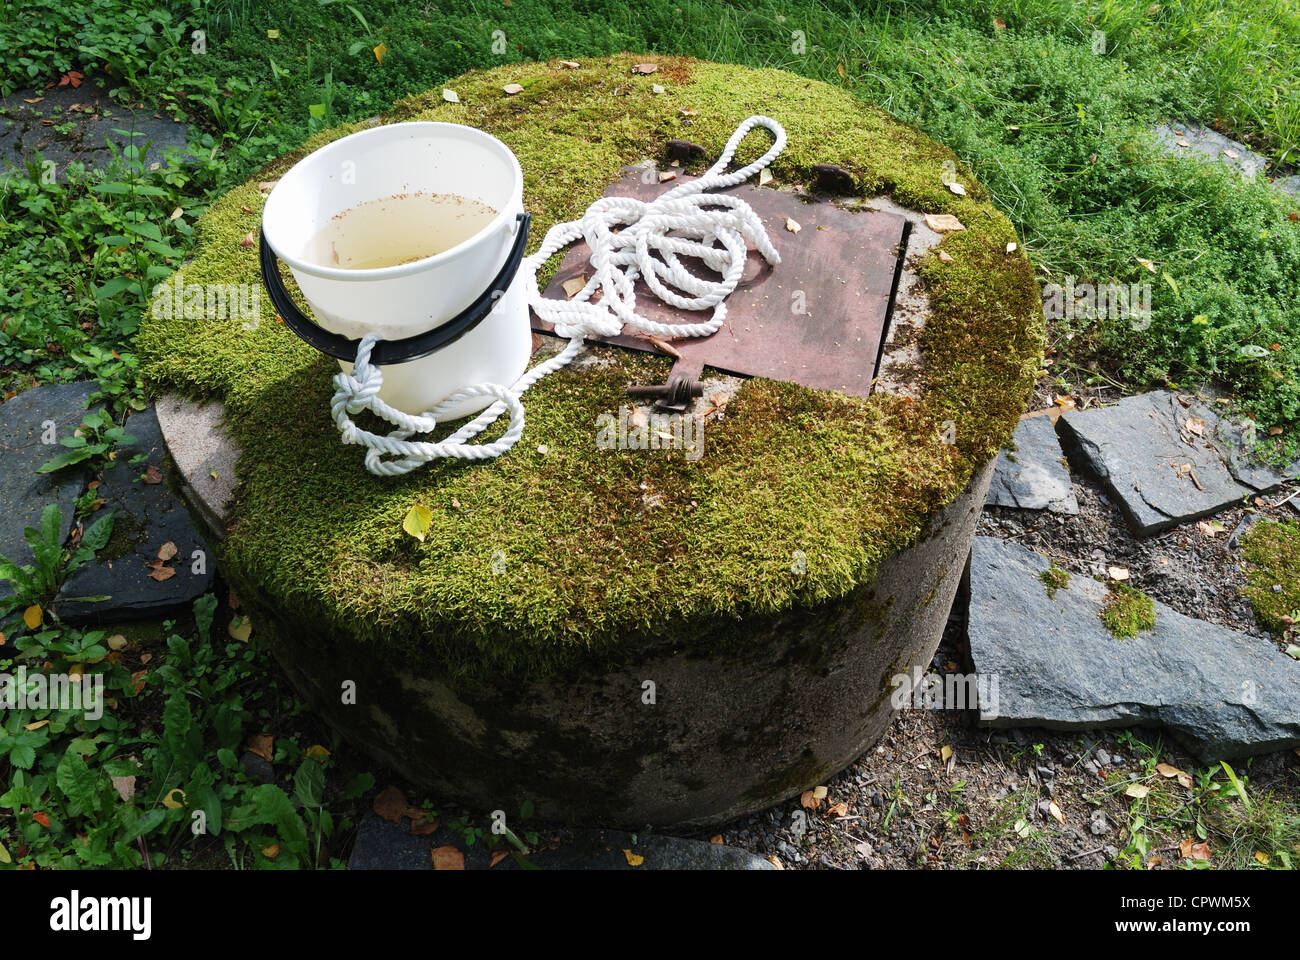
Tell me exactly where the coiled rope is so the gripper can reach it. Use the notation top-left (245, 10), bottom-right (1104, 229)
top-left (331, 115), bottom-right (787, 476)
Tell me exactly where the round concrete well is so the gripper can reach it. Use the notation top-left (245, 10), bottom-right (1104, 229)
top-left (140, 56), bottom-right (1041, 829)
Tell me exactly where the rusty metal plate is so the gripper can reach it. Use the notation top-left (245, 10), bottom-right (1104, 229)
top-left (532, 170), bottom-right (910, 396)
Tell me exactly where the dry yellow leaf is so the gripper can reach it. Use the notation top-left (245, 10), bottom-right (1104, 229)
top-left (623, 848), bottom-right (645, 866)
top-left (157, 541), bottom-right (178, 562)
top-left (1125, 783), bottom-right (1151, 799)
top-left (373, 43), bottom-right (387, 64)
top-left (1108, 566), bottom-right (1130, 582)
top-left (23, 605), bottom-right (41, 630)
top-left (827, 802), bottom-right (849, 817)
top-left (1048, 801), bottom-right (1065, 824)
top-left (561, 275), bottom-right (586, 299)
top-left (403, 503), bottom-right (433, 542)
top-left (228, 614), bottom-right (252, 643)
top-left (947, 182), bottom-right (966, 196)
top-left (924, 213), bottom-right (965, 233)
top-left (162, 788), bottom-right (186, 809)
top-left (785, 217), bottom-right (802, 234)
top-left (262, 843), bottom-right (280, 859)
top-left (940, 745), bottom-right (954, 762)
top-left (503, 83), bottom-right (524, 95)
top-left (432, 845), bottom-right (466, 869)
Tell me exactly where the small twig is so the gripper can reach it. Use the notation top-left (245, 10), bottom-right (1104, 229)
top-left (137, 835), bottom-right (152, 870)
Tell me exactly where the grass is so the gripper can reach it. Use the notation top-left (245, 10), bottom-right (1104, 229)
top-left (1040, 563), bottom-right (1070, 598)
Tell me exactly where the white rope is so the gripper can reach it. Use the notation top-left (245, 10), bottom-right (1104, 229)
top-left (331, 115), bottom-right (787, 476)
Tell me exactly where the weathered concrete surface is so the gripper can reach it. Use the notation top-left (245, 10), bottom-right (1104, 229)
top-left (0, 382), bottom-right (95, 597)
top-left (985, 413), bottom-right (1078, 513)
top-left (348, 811), bottom-right (773, 870)
top-left (57, 406), bottom-right (214, 622)
top-left (968, 536), bottom-right (1300, 762)
top-left (154, 394), bottom-right (239, 538)
top-left (1059, 391), bottom-right (1284, 536)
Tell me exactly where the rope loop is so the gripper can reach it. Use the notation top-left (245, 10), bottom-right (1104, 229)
top-left (331, 116), bottom-right (786, 475)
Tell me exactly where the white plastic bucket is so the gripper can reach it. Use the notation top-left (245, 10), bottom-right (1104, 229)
top-left (261, 122), bottom-right (531, 420)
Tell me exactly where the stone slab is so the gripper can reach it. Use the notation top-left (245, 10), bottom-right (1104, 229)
top-left (56, 406), bottom-right (214, 622)
top-left (967, 536), bottom-right (1300, 762)
top-left (1152, 122), bottom-right (1300, 201)
top-left (1059, 391), bottom-right (1278, 536)
top-left (154, 393), bottom-right (240, 538)
top-left (985, 413), bottom-right (1078, 513)
top-left (348, 811), bottom-right (774, 870)
top-left (0, 382), bottom-right (96, 599)
top-left (0, 76), bottom-right (192, 181)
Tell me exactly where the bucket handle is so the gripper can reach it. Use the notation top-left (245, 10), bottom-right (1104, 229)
top-left (259, 212), bottom-right (532, 366)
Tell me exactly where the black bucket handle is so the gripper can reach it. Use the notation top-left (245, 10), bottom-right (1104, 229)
top-left (259, 212), bottom-right (532, 366)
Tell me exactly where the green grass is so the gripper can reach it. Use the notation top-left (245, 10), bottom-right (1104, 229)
top-left (3, 0), bottom-right (1299, 445)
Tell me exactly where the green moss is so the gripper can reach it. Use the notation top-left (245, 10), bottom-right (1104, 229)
top-left (1241, 520), bottom-right (1300, 639)
top-left (1101, 584), bottom-right (1156, 639)
top-left (1040, 565), bottom-right (1070, 599)
top-left (135, 56), bottom-right (1040, 684)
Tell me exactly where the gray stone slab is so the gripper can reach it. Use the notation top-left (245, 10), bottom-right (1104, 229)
top-left (985, 414), bottom-right (1078, 513)
top-left (1152, 122), bottom-right (1300, 200)
top-left (347, 811), bottom-right (774, 870)
top-left (967, 536), bottom-right (1300, 762)
top-left (56, 405), bottom-right (214, 622)
top-left (1276, 175), bottom-right (1300, 199)
top-left (155, 393), bottom-right (239, 538)
top-left (0, 76), bottom-right (192, 181)
top-left (1059, 391), bottom-right (1261, 535)
top-left (0, 382), bottom-right (96, 599)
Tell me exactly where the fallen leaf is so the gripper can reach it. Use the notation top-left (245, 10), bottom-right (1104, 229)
top-left (657, 170), bottom-right (677, 182)
top-left (489, 849), bottom-right (509, 867)
top-left (940, 745), bottom-right (954, 762)
top-left (22, 97), bottom-right (42, 104)
top-left (1222, 149), bottom-right (1239, 160)
top-left (1177, 139), bottom-right (1191, 148)
top-left (162, 788), bottom-right (186, 809)
top-left (767, 855), bottom-right (784, 869)
top-left (305, 744), bottom-right (330, 763)
top-left (0, 841), bottom-right (9, 864)
top-left (1179, 838), bottom-right (1211, 861)
top-left (1125, 783), bottom-right (1150, 799)
top-left (647, 335), bottom-right (681, 359)
top-left (827, 802), bottom-right (849, 817)
top-left (157, 541), bottom-right (178, 562)
top-left (1108, 566), bottom-right (1130, 581)
top-left (1185, 416), bottom-right (1205, 436)
top-left (924, 213), bottom-right (965, 233)
top-left (228, 614), bottom-right (252, 643)
top-left (239, 231), bottom-right (255, 248)
top-left (373, 42), bottom-right (387, 64)
top-left (23, 605), bottom-right (41, 630)
top-left (558, 60), bottom-right (580, 69)
top-left (1136, 257), bottom-right (1157, 273)
top-left (937, 250), bottom-right (955, 263)
top-left (632, 63), bottom-right (658, 74)
top-left (107, 634), bottom-right (127, 651)
top-left (258, 180), bottom-right (279, 192)
top-left (652, 83), bottom-right (665, 95)
top-left (23, 720), bottom-right (49, 731)
top-left (147, 565), bottom-right (175, 582)
top-left (622, 848), bottom-right (645, 866)
top-left (33, 812), bottom-right (51, 828)
top-left (502, 83), bottom-right (524, 95)
top-left (947, 181), bottom-right (967, 196)
top-left (1269, 425), bottom-right (1283, 436)
top-left (709, 835), bottom-right (723, 844)
top-left (785, 217), bottom-right (801, 234)
top-left (373, 786), bottom-right (408, 823)
top-left (1254, 851), bottom-right (1270, 866)
top-left (247, 732), bottom-right (274, 761)
top-left (262, 843), bottom-right (280, 859)
top-left (759, 168), bottom-right (773, 186)
top-left (800, 790), bottom-right (819, 811)
top-left (813, 785), bottom-right (828, 800)
top-left (993, 16), bottom-right (1007, 30)
top-left (1198, 520), bottom-right (1226, 537)
top-left (403, 503), bottom-right (433, 542)
top-left (1006, 241), bottom-right (1018, 254)
top-left (561, 275), bottom-right (586, 299)
top-left (111, 775), bottom-right (135, 802)
top-left (442, 89), bottom-right (460, 103)
top-left (168, 207), bottom-right (183, 221)
top-left (410, 817), bottom-right (440, 836)
top-left (241, 205), bottom-right (254, 215)
top-left (1048, 801), bottom-right (1065, 824)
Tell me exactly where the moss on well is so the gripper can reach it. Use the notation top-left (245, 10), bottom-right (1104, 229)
top-left (1101, 584), bottom-right (1156, 639)
top-left (1241, 519), bottom-right (1300, 639)
top-left (135, 56), bottom-right (1040, 684)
